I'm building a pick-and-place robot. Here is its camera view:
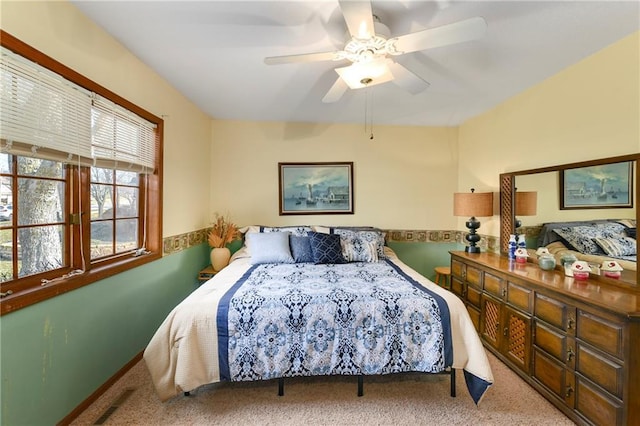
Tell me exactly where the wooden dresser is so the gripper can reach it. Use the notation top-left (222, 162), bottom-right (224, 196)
top-left (450, 251), bottom-right (639, 426)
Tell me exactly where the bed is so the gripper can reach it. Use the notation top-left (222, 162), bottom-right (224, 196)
top-left (143, 226), bottom-right (493, 405)
top-left (532, 219), bottom-right (636, 271)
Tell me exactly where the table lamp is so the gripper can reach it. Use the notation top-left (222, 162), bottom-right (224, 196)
top-left (515, 190), bottom-right (537, 229)
top-left (453, 188), bottom-right (494, 253)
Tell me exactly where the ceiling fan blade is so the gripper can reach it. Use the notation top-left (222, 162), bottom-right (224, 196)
top-left (322, 77), bottom-right (349, 103)
top-left (388, 62), bottom-right (430, 94)
top-left (392, 16), bottom-right (487, 54)
top-left (264, 51), bottom-right (341, 65)
top-left (338, 0), bottom-right (375, 39)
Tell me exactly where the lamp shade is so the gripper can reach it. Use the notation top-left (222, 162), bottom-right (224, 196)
top-left (453, 191), bottom-right (494, 217)
top-left (515, 191), bottom-right (537, 216)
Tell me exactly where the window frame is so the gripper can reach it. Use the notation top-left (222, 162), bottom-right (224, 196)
top-left (0, 30), bottom-right (163, 315)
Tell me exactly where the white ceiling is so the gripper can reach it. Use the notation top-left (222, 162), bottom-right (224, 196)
top-left (71, 1), bottom-right (640, 127)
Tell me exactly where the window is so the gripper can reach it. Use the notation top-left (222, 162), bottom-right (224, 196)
top-left (0, 155), bottom-right (67, 281)
top-left (0, 31), bottom-right (162, 314)
top-left (90, 168), bottom-right (141, 260)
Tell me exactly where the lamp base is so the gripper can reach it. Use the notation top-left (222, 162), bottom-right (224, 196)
top-left (464, 216), bottom-right (482, 254)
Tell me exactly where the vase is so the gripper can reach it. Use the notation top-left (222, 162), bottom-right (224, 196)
top-left (538, 255), bottom-right (556, 271)
top-left (210, 247), bottom-right (231, 272)
top-left (508, 234), bottom-right (517, 259)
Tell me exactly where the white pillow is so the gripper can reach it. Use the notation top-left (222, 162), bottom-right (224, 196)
top-left (247, 232), bottom-right (294, 264)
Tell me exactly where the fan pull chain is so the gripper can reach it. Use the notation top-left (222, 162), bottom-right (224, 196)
top-left (362, 80), bottom-right (374, 140)
top-left (364, 85), bottom-right (369, 134)
top-left (369, 89), bottom-right (374, 140)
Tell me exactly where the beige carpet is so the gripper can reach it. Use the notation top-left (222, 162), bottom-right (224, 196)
top-left (70, 350), bottom-right (575, 425)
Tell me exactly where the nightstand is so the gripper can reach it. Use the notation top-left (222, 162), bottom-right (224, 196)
top-left (197, 265), bottom-right (217, 283)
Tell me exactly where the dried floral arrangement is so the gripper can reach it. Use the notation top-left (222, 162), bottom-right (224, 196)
top-left (208, 214), bottom-right (238, 248)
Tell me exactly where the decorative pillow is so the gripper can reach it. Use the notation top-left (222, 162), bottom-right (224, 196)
top-left (247, 232), bottom-right (294, 264)
top-left (261, 226), bottom-right (313, 237)
top-left (289, 235), bottom-right (313, 263)
top-left (616, 219), bottom-right (636, 228)
top-left (553, 223), bottom-right (626, 255)
top-left (626, 227), bottom-right (636, 239)
top-left (594, 237), bottom-right (636, 257)
top-left (333, 228), bottom-right (387, 260)
top-left (308, 232), bottom-right (346, 264)
top-left (340, 237), bottom-right (379, 262)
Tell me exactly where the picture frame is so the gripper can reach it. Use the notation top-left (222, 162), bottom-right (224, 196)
top-left (279, 162), bottom-right (354, 215)
top-left (560, 160), bottom-right (633, 209)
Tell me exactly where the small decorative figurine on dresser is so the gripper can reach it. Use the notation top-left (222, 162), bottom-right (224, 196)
top-left (514, 247), bottom-right (528, 263)
top-left (560, 253), bottom-right (578, 276)
top-left (601, 260), bottom-right (623, 279)
top-left (535, 247), bottom-right (556, 271)
top-left (571, 261), bottom-right (591, 280)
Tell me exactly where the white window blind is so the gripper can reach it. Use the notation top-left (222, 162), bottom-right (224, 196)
top-left (0, 46), bottom-right (92, 162)
top-left (91, 95), bottom-right (156, 173)
top-left (0, 46), bottom-right (157, 173)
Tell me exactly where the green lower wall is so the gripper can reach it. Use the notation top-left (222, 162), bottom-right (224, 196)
top-left (388, 241), bottom-right (462, 281)
top-left (0, 240), bottom-right (461, 425)
top-left (0, 244), bottom-right (210, 426)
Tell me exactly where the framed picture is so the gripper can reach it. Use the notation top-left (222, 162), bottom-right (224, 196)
top-left (279, 162), bottom-right (354, 215)
top-left (560, 161), bottom-right (633, 209)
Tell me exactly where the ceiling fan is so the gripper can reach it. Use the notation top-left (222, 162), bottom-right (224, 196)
top-left (264, 0), bottom-right (487, 103)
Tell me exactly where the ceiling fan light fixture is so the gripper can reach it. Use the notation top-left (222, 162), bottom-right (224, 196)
top-left (335, 58), bottom-right (394, 89)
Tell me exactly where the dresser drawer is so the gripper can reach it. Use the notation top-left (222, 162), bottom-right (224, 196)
top-left (576, 376), bottom-right (623, 426)
top-left (466, 284), bottom-right (482, 308)
top-left (534, 321), bottom-right (566, 362)
top-left (466, 265), bottom-right (482, 287)
top-left (450, 276), bottom-right (465, 299)
top-left (534, 293), bottom-right (576, 334)
top-left (576, 343), bottom-right (623, 398)
top-left (483, 272), bottom-right (503, 299)
top-left (507, 281), bottom-right (533, 314)
top-left (577, 310), bottom-right (624, 359)
top-left (533, 348), bottom-right (566, 400)
top-left (451, 259), bottom-right (465, 280)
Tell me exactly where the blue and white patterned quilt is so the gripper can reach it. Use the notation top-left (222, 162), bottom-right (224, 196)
top-left (144, 251), bottom-right (493, 404)
top-left (217, 261), bottom-right (452, 382)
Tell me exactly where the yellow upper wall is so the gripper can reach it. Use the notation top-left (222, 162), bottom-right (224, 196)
top-left (1, 0), bottom-right (214, 237)
top-left (211, 120), bottom-right (459, 229)
top-left (3, 1), bottom-right (638, 237)
top-left (459, 31), bottom-right (640, 236)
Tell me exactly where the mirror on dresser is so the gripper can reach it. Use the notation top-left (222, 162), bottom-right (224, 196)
top-left (499, 153), bottom-right (639, 287)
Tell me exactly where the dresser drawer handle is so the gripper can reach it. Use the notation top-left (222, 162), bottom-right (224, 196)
top-left (567, 317), bottom-right (575, 330)
top-left (503, 327), bottom-right (508, 337)
top-left (501, 288), bottom-right (507, 298)
top-left (566, 347), bottom-right (574, 363)
top-left (565, 385), bottom-right (574, 398)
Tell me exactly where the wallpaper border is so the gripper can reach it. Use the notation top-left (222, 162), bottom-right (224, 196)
top-left (162, 228), bottom-right (501, 255)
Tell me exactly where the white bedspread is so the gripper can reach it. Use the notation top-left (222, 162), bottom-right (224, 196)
top-left (143, 249), bottom-right (493, 403)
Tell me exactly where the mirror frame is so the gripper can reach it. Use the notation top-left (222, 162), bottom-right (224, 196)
top-left (500, 153), bottom-right (640, 287)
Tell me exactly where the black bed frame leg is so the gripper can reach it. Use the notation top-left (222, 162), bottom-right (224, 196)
top-left (357, 375), bottom-right (364, 397)
top-left (450, 369), bottom-right (456, 397)
top-left (278, 377), bottom-right (284, 396)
